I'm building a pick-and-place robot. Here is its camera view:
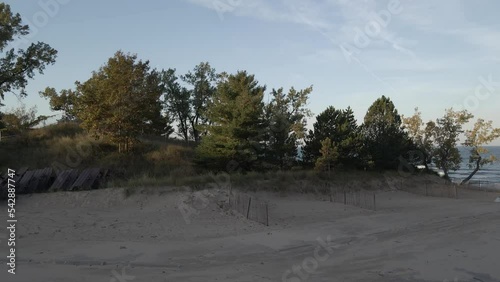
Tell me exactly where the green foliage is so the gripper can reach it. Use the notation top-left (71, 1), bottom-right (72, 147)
top-left (182, 62), bottom-right (217, 142)
top-left (264, 86), bottom-right (313, 169)
top-left (29, 122), bottom-right (84, 139)
top-left (162, 62), bottom-right (217, 143)
top-left (76, 51), bottom-right (170, 152)
top-left (362, 95), bottom-right (409, 170)
top-left (0, 123), bottom-right (99, 171)
top-left (402, 108), bottom-right (435, 169)
top-left (314, 137), bottom-right (339, 172)
top-left (39, 87), bottom-right (79, 121)
top-left (196, 71), bottom-right (266, 171)
top-left (146, 144), bottom-right (195, 175)
top-left (304, 106), bottom-right (362, 167)
top-left (431, 108), bottom-right (473, 179)
top-left (162, 68), bottom-right (191, 142)
top-left (1, 104), bottom-right (53, 134)
top-left (0, 110), bottom-right (5, 131)
top-left (460, 118), bottom-right (500, 183)
top-left (0, 3), bottom-right (57, 100)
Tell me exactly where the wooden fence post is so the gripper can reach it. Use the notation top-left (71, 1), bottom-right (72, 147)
top-left (344, 191), bottom-right (347, 205)
top-left (246, 197), bottom-right (252, 219)
top-left (373, 193), bottom-right (376, 211)
top-left (266, 203), bottom-right (269, 226)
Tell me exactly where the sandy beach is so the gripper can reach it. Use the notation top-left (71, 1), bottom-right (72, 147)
top-left (1, 183), bottom-right (500, 282)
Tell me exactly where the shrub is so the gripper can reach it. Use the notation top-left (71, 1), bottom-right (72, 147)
top-left (146, 144), bottom-right (194, 176)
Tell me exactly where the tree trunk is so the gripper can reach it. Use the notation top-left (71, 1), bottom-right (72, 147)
top-left (423, 153), bottom-right (429, 171)
top-left (443, 167), bottom-right (449, 181)
top-left (460, 156), bottom-right (482, 185)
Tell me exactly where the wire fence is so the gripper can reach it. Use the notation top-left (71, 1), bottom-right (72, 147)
top-left (228, 192), bottom-right (269, 226)
top-left (465, 179), bottom-right (500, 191)
top-left (400, 180), bottom-right (458, 199)
top-left (330, 188), bottom-right (377, 211)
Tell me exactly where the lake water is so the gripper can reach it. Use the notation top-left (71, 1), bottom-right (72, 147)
top-left (297, 146), bottom-right (500, 183)
top-left (448, 146), bottom-right (500, 183)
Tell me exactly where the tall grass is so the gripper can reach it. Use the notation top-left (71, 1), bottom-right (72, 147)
top-left (0, 122), bottom-right (197, 181)
top-left (1, 123), bottom-right (427, 196)
top-left (108, 168), bottom-right (403, 197)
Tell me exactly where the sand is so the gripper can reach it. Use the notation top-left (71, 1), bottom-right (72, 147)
top-left (1, 185), bottom-right (500, 282)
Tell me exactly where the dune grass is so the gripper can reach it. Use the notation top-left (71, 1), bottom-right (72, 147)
top-left (0, 123), bottom-right (196, 179)
top-left (1, 123), bottom-right (437, 198)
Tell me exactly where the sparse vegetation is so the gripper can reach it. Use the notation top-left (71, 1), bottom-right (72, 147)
top-left (1, 3), bottom-right (499, 192)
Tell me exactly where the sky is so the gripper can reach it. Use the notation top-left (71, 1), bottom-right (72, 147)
top-left (3, 0), bottom-right (500, 145)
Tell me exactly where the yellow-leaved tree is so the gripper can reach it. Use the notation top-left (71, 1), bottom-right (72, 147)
top-left (461, 119), bottom-right (500, 184)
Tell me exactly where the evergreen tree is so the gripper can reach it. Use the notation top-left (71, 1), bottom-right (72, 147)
top-left (196, 71), bottom-right (266, 170)
top-left (304, 106), bottom-right (361, 167)
top-left (362, 96), bottom-right (409, 170)
top-left (264, 86), bottom-right (313, 169)
top-left (314, 137), bottom-right (339, 172)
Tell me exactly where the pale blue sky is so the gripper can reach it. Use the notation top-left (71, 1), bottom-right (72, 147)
top-left (3, 0), bottom-right (500, 144)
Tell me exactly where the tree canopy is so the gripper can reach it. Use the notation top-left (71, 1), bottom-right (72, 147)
top-left (39, 87), bottom-right (79, 121)
top-left (461, 118), bottom-right (500, 184)
top-left (0, 3), bottom-right (57, 101)
top-left (76, 51), bottom-right (170, 152)
top-left (1, 104), bottom-right (53, 134)
top-left (264, 86), bottom-right (313, 169)
top-left (362, 96), bottom-right (409, 170)
top-left (303, 106), bottom-right (361, 168)
top-left (195, 71), bottom-right (266, 171)
top-left (402, 108), bottom-right (435, 170)
top-left (431, 109), bottom-right (473, 180)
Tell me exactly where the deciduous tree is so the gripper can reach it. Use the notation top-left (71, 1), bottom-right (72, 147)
top-left (1, 104), bottom-right (53, 134)
top-left (182, 62), bottom-right (217, 143)
top-left (161, 68), bottom-right (191, 142)
top-left (39, 87), bottom-right (79, 121)
top-left (461, 119), bottom-right (500, 184)
top-left (162, 62), bottom-right (217, 143)
top-left (0, 3), bottom-right (57, 101)
top-left (402, 108), bottom-right (435, 170)
top-left (76, 51), bottom-right (169, 152)
top-left (431, 109), bottom-right (473, 180)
